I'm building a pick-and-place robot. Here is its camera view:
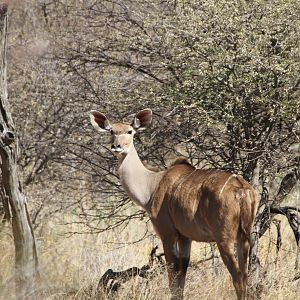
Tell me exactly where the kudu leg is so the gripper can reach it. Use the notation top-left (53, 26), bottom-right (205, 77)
top-left (217, 242), bottom-right (244, 300)
top-left (177, 236), bottom-right (192, 292)
top-left (162, 236), bottom-right (191, 300)
top-left (237, 235), bottom-right (250, 298)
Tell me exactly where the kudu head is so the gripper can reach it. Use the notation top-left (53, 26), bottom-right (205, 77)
top-left (90, 108), bottom-right (152, 156)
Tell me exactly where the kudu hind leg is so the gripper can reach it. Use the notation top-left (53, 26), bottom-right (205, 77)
top-left (162, 236), bottom-right (191, 300)
top-left (237, 234), bottom-right (250, 297)
top-left (217, 242), bottom-right (245, 300)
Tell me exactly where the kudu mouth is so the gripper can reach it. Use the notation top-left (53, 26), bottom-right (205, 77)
top-left (111, 147), bottom-right (124, 153)
top-left (111, 144), bottom-right (126, 155)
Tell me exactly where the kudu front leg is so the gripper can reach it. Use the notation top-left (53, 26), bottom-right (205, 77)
top-left (162, 236), bottom-right (191, 300)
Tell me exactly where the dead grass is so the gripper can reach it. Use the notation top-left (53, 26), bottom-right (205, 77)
top-left (0, 213), bottom-right (299, 300)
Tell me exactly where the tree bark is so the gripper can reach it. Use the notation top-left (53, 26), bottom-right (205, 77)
top-left (0, 4), bottom-right (39, 299)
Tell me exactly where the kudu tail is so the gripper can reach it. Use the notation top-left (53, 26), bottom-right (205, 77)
top-left (236, 185), bottom-right (259, 244)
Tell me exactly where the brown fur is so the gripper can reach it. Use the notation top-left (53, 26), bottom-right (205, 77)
top-left (150, 164), bottom-right (258, 300)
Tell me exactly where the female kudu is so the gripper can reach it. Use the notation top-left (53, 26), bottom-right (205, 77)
top-left (90, 108), bottom-right (258, 300)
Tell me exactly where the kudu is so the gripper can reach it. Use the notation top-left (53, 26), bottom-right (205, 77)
top-left (90, 108), bottom-right (258, 300)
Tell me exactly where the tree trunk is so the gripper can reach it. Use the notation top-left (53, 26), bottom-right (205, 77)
top-left (249, 160), bottom-right (300, 297)
top-left (248, 160), bottom-right (264, 296)
top-left (0, 4), bottom-right (39, 299)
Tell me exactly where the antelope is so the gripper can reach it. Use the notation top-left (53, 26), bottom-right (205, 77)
top-left (90, 108), bottom-right (259, 300)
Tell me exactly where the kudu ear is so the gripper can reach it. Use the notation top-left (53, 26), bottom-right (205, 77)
top-left (132, 108), bottom-right (152, 130)
top-left (90, 110), bottom-right (112, 132)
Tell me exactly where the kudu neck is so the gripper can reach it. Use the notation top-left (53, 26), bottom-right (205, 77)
top-left (117, 144), bottom-right (164, 213)
top-left (117, 144), bottom-right (144, 168)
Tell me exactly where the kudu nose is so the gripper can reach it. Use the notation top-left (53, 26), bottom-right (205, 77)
top-left (111, 144), bottom-right (121, 150)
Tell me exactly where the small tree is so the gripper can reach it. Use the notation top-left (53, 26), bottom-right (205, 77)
top-left (0, 3), bottom-right (39, 299)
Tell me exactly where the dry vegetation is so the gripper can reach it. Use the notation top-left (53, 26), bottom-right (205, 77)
top-left (1, 192), bottom-right (299, 300)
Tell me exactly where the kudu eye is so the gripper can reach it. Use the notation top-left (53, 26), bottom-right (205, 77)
top-left (127, 130), bottom-right (133, 135)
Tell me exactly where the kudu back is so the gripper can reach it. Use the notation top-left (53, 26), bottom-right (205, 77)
top-left (90, 108), bottom-right (259, 300)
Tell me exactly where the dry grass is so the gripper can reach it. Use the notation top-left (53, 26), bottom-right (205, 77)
top-left (0, 213), bottom-right (299, 300)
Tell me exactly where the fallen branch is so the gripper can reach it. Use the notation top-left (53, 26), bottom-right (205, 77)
top-left (97, 246), bottom-right (165, 295)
